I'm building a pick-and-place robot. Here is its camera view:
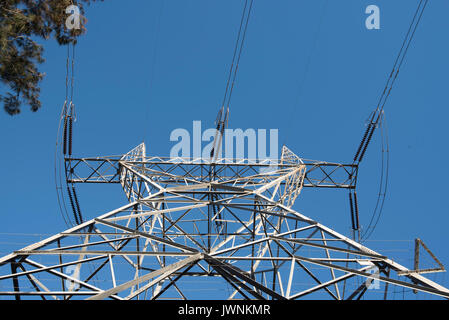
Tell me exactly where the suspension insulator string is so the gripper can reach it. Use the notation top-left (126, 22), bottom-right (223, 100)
top-left (353, 191), bottom-right (360, 231)
top-left (67, 185), bottom-right (80, 225)
top-left (68, 109), bottom-right (73, 156)
top-left (348, 192), bottom-right (356, 231)
top-left (353, 124), bottom-right (371, 162)
top-left (63, 115), bottom-right (68, 155)
top-left (353, 0), bottom-right (428, 165)
top-left (357, 124), bottom-right (376, 163)
top-left (72, 186), bottom-right (84, 224)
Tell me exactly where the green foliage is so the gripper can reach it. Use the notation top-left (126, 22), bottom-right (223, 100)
top-left (0, 0), bottom-right (102, 115)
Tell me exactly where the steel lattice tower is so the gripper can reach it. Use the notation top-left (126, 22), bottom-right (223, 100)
top-left (0, 0), bottom-right (446, 300)
top-left (0, 143), bottom-right (448, 300)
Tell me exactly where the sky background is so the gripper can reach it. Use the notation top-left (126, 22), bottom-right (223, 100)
top-left (1, 0), bottom-right (448, 299)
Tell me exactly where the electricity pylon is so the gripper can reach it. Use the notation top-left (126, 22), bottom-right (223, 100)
top-left (0, 143), bottom-right (447, 300)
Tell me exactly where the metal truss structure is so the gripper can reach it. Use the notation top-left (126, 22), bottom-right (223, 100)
top-left (0, 144), bottom-right (447, 300)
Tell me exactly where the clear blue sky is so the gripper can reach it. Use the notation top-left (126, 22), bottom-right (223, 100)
top-left (0, 0), bottom-right (448, 299)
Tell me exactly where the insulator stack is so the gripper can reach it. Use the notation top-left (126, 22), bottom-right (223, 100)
top-left (72, 186), bottom-right (83, 223)
top-left (353, 191), bottom-right (360, 230)
top-left (358, 124), bottom-right (376, 163)
top-left (349, 192), bottom-right (356, 230)
top-left (68, 116), bottom-right (73, 156)
top-left (353, 124), bottom-right (371, 162)
top-left (72, 186), bottom-right (83, 224)
top-left (66, 186), bottom-right (80, 225)
top-left (63, 116), bottom-right (68, 155)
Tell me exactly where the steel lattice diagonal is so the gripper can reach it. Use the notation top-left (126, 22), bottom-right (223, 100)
top-left (0, 144), bottom-right (447, 300)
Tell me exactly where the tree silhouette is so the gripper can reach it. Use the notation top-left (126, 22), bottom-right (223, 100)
top-left (0, 0), bottom-right (102, 115)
